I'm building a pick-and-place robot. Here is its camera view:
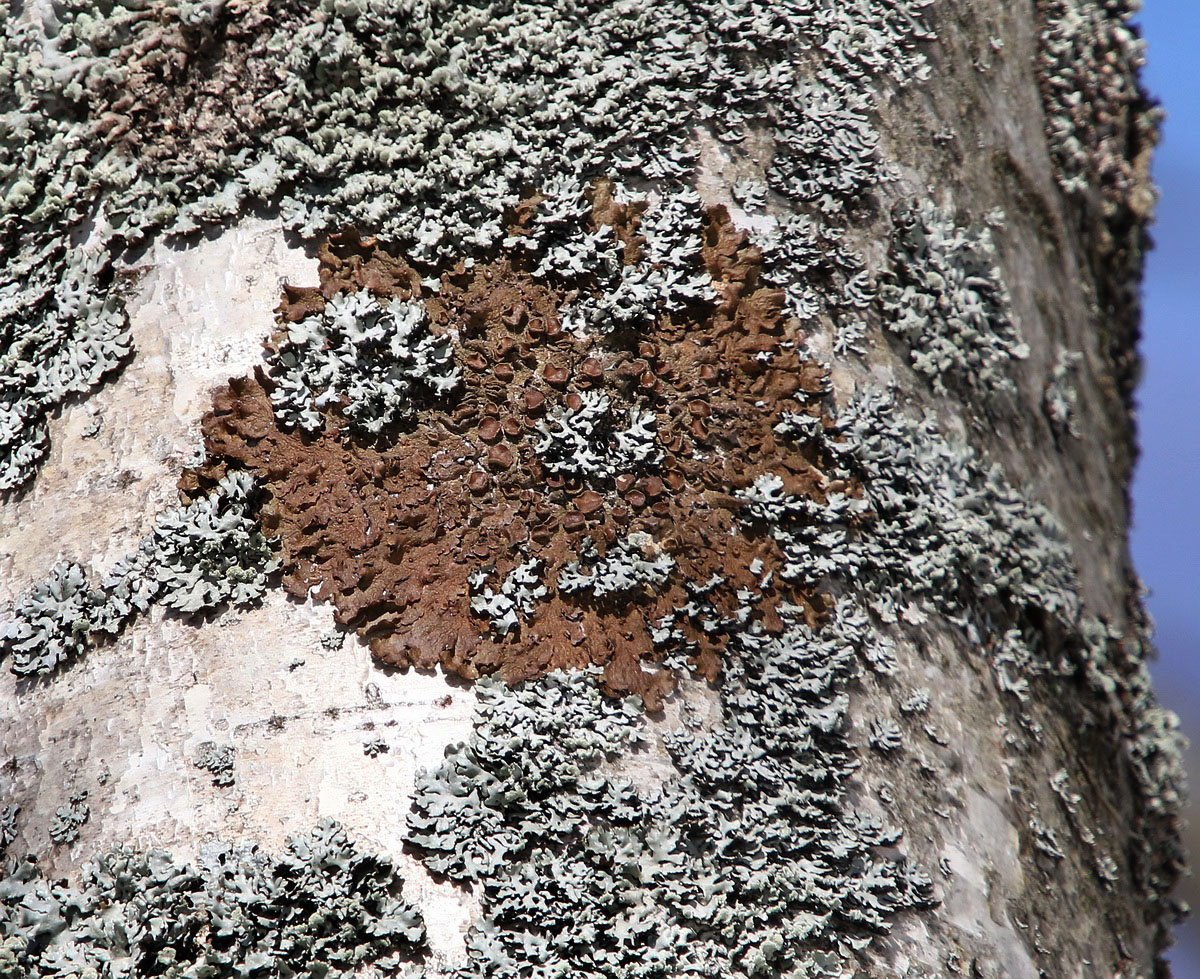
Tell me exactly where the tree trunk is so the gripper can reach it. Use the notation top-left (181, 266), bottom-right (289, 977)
top-left (0, 1), bottom-right (1185, 977)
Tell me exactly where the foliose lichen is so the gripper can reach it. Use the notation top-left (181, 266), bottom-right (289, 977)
top-left (408, 653), bottom-right (935, 977)
top-left (1038, 0), bottom-right (1155, 210)
top-left (0, 562), bottom-right (102, 678)
top-left (0, 806), bottom-right (18, 855)
top-left (1, 472), bottom-right (277, 676)
top-left (736, 383), bottom-right (1185, 930)
top-left (193, 741), bottom-right (236, 788)
top-left (468, 559), bottom-right (547, 638)
top-left (745, 386), bottom-right (1076, 614)
top-left (878, 201), bottom-right (1028, 395)
top-left (1043, 347), bottom-right (1083, 439)
top-left (534, 392), bottom-right (663, 484)
top-left (1036, 0), bottom-right (1158, 411)
top-left (0, 249), bottom-right (130, 493)
top-left (0, 0), bottom-right (934, 490)
top-left (0, 820), bottom-right (426, 978)
top-left (557, 533), bottom-right (676, 601)
top-left (186, 203), bottom-right (824, 708)
top-left (362, 736), bottom-right (389, 758)
top-left (266, 291), bottom-right (461, 436)
top-left (0, 0), bottom-right (1184, 968)
top-left (47, 791), bottom-right (89, 846)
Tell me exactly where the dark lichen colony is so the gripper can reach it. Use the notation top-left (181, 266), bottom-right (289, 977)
top-left (183, 189), bottom-right (835, 711)
top-left (0, 0), bottom-right (1186, 976)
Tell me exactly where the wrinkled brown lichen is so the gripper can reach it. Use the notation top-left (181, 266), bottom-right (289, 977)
top-left (184, 187), bottom-right (840, 708)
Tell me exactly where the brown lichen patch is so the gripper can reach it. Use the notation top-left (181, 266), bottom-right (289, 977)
top-left (184, 191), bottom-right (841, 708)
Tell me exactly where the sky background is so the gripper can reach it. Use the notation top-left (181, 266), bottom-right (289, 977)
top-left (1129, 2), bottom-right (1198, 974)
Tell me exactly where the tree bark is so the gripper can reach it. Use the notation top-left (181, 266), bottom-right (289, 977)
top-left (0, 1), bottom-right (1185, 977)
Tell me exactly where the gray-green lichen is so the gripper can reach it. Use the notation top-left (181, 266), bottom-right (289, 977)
top-left (878, 201), bottom-right (1028, 394)
top-left (363, 736), bottom-right (389, 758)
top-left (557, 532), bottom-right (676, 601)
top-left (554, 185), bottom-right (716, 335)
top-left (535, 391), bottom-right (663, 484)
top-left (193, 741), bottom-right (236, 788)
top-left (1038, 0), bottom-right (1153, 205)
top-left (0, 562), bottom-right (99, 678)
top-left (1, 472), bottom-right (277, 676)
top-left (0, 0), bottom-right (1184, 969)
top-left (0, 820), bottom-right (426, 978)
top-left (408, 651), bottom-right (934, 977)
top-left (468, 559), bottom-right (547, 637)
top-left (753, 206), bottom-right (876, 358)
top-left (267, 292), bottom-right (461, 436)
top-left (1043, 347), bottom-right (1083, 439)
top-left (739, 383), bottom-right (1185, 926)
top-left (749, 387), bottom-right (1075, 614)
top-left (47, 792), bottom-right (89, 847)
top-left (0, 249), bottom-right (130, 492)
top-left (1036, 0), bottom-right (1158, 410)
top-left (0, 806), bottom-right (16, 855)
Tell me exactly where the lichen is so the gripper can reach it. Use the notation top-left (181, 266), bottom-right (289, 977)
top-left (1, 472), bottom-right (277, 676)
top-left (408, 652), bottom-right (935, 977)
top-left (878, 201), bottom-right (1028, 394)
top-left (266, 291), bottom-right (461, 436)
top-left (1043, 347), bottom-right (1083, 439)
top-left (1038, 0), bottom-right (1155, 211)
top-left (737, 385), bottom-right (1185, 933)
top-left (749, 387), bottom-right (1077, 615)
top-left (0, 249), bottom-right (131, 492)
top-left (193, 741), bottom-right (236, 788)
top-left (185, 207), bottom-right (827, 709)
top-left (468, 559), bottom-right (547, 637)
top-left (0, 806), bottom-right (18, 855)
top-left (362, 736), bottom-right (389, 758)
top-left (557, 532), bottom-right (676, 600)
top-left (0, 562), bottom-right (103, 677)
top-left (47, 791), bottom-right (89, 846)
top-left (0, 0), bottom-right (935, 492)
top-left (534, 391), bottom-right (663, 484)
top-left (1036, 0), bottom-right (1158, 411)
top-left (0, 0), bottom-right (1183, 968)
top-left (0, 820), bottom-right (426, 978)
top-left (101, 470), bottom-right (278, 621)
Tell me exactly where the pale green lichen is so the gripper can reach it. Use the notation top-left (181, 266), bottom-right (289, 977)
top-left (878, 201), bottom-right (1028, 394)
top-left (0, 0), bottom-right (934, 489)
top-left (1037, 0), bottom-right (1154, 202)
top-left (266, 291), bottom-right (461, 436)
top-left (557, 532), bottom-right (676, 601)
top-left (193, 741), bottom-right (235, 788)
top-left (0, 0), bottom-right (1183, 968)
top-left (409, 648), bottom-right (934, 977)
top-left (0, 561), bottom-right (101, 677)
top-left (0, 820), bottom-right (426, 978)
top-left (535, 391), bottom-right (663, 483)
top-left (47, 791), bottom-right (89, 846)
top-left (468, 559), bottom-right (547, 637)
top-left (0, 806), bottom-right (16, 855)
top-left (1036, 0), bottom-right (1158, 411)
top-left (1044, 347), bottom-right (1083, 439)
top-left (744, 384), bottom-right (1184, 923)
top-left (1, 472), bottom-right (277, 676)
top-left (363, 736), bottom-right (389, 757)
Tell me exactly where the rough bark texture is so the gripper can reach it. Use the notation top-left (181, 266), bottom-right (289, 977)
top-left (0, 1), bottom-right (1185, 978)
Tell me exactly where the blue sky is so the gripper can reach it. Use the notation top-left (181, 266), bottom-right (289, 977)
top-left (1130, 1), bottom-right (1199, 972)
